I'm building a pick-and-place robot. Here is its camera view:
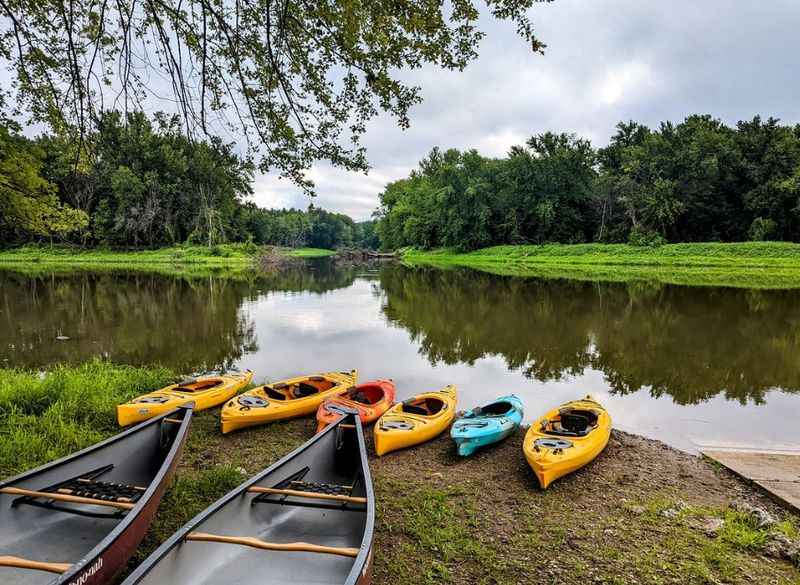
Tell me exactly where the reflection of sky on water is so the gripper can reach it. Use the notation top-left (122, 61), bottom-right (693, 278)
top-left (236, 278), bottom-right (800, 453)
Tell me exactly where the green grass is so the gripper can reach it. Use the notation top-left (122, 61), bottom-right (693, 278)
top-left (2, 363), bottom-right (799, 585)
top-left (403, 242), bottom-right (800, 288)
top-left (0, 243), bottom-right (337, 271)
top-left (0, 361), bottom-right (177, 476)
top-left (281, 247), bottom-right (337, 258)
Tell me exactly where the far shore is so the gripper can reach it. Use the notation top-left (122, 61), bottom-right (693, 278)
top-left (403, 242), bottom-right (800, 289)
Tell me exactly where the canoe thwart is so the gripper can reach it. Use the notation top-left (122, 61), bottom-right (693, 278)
top-left (0, 486), bottom-right (136, 510)
top-left (0, 555), bottom-right (72, 574)
top-left (184, 532), bottom-right (359, 558)
top-left (247, 486), bottom-right (367, 504)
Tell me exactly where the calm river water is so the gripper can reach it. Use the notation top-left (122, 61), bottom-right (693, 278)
top-left (2, 261), bottom-right (799, 452)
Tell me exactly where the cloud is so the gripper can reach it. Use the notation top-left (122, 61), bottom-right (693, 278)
top-left (252, 0), bottom-right (800, 220)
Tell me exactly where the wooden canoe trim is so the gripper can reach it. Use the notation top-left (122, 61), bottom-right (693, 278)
top-left (0, 486), bottom-right (135, 510)
top-left (0, 555), bottom-right (72, 574)
top-left (246, 486), bottom-right (367, 504)
top-left (163, 418), bottom-right (184, 424)
top-left (184, 532), bottom-right (359, 558)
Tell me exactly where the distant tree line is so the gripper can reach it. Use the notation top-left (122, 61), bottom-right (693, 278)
top-left (376, 115), bottom-right (800, 250)
top-left (0, 112), bottom-right (377, 250)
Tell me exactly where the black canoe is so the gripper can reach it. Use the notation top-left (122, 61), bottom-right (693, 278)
top-left (1, 405), bottom-right (193, 585)
top-left (121, 411), bottom-right (375, 585)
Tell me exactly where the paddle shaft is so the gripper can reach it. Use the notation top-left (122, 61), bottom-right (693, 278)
top-left (0, 555), bottom-right (71, 574)
top-left (185, 532), bottom-right (359, 558)
top-left (247, 485), bottom-right (366, 504)
top-left (0, 486), bottom-right (135, 510)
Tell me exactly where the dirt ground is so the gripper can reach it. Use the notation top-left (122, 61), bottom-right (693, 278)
top-left (141, 413), bottom-right (800, 585)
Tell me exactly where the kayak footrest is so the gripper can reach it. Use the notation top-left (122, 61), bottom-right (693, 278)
top-left (184, 532), bottom-right (359, 557)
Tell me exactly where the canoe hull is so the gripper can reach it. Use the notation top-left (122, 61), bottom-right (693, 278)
top-left (522, 396), bottom-right (611, 489)
top-left (451, 395), bottom-right (524, 457)
top-left (316, 380), bottom-right (396, 433)
top-left (118, 372), bottom-right (251, 426)
top-left (62, 446), bottom-right (180, 585)
top-left (374, 386), bottom-right (457, 456)
top-left (221, 370), bottom-right (357, 434)
top-left (120, 413), bottom-right (375, 585)
top-left (1, 407), bottom-right (192, 585)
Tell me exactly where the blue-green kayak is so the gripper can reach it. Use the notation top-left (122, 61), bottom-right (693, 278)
top-left (451, 394), bottom-right (524, 456)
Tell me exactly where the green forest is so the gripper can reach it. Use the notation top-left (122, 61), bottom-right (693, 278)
top-left (0, 113), bottom-right (377, 250)
top-left (376, 115), bottom-right (800, 250)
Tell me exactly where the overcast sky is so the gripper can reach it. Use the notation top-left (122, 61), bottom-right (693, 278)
top-left (253, 0), bottom-right (800, 220)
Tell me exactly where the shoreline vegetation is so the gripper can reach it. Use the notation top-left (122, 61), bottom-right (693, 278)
top-left (402, 242), bottom-right (800, 289)
top-left (0, 243), bottom-right (334, 267)
top-left (5, 241), bottom-right (800, 288)
top-left (1, 362), bottom-right (798, 584)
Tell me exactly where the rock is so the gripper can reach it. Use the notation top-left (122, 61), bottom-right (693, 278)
top-left (628, 505), bottom-right (646, 515)
top-left (763, 533), bottom-right (800, 567)
top-left (235, 466), bottom-right (248, 476)
top-left (55, 335), bottom-right (70, 341)
top-left (732, 501), bottom-right (776, 528)
top-left (660, 500), bottom-right (689, 519)
top-left (430, 472), bottom-right (444, 479)
top-left (701, 517), bottom-right (725, 537)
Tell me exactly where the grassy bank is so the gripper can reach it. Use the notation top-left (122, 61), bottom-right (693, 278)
top-left (0, 244), bottom-right (336, 271)
top-left (2, 363), bottom-right (799, 584)
top-left (404, 242), bottom-right (800, 288)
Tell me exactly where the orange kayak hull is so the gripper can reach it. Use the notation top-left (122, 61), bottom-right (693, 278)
top-left (316, 379), bottom-right (396, 433)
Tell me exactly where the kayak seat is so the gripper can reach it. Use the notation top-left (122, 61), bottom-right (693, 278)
top-left (401, 401), bottom-right (429, 416)
top-left (350, 384), bottom-right (384, 405)
top-left (481, 401), bottom-right (513, 416)
top-left (176, 379), bottom-right (223, 392)
top-left (294, 383), bottom-right (320, 398)
top-left (265, 386), bottom-right (288, 400)
top-left (546, 409), bottom-right (598, 437)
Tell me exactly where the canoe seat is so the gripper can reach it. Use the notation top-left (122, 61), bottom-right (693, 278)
top-left (288, 480), bottom-right (352, 497)
top-left (55, 477), bottom-right (146, 504)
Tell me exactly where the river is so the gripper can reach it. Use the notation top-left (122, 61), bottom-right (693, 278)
top-left (2, 260), bottom-right (799, 453)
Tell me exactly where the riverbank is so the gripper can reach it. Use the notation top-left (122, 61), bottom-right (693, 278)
top-left (403, 242), bottom-right (800, 289)
top-left (0, 244), bottom-right (335, 269)
top-left (1, 363), bottom-right (798, 584)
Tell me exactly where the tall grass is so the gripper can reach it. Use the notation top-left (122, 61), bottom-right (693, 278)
top-left (0, 361), bottom-right (176, 477)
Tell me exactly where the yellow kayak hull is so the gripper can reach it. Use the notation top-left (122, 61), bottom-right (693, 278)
top-left (374, 385), bottom-right (457, 456)
top-left (523, 396), bottom-right (611, 489)
top-left (220, 370), bottom-right (357, 434)
top-left (117, 371), bottom-right (253, 426)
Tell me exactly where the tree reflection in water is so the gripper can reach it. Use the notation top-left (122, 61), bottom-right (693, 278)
top-left (378, 265), bottom-right (800, 405)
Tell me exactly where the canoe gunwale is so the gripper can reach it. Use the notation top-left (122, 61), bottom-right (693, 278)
top-left (122, 412), bottom-right (376, 585)
top-left (0, 404), bottom-right (193, 585)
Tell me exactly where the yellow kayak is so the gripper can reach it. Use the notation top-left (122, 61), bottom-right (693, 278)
top-left (220, 370), bottom-right (357, 434)
top-left (374, 385), bottom-right (457, 456)
top-left (523, 396), bottom-right (611, 489)
top-left (117, 371), bottom-right (253, 426)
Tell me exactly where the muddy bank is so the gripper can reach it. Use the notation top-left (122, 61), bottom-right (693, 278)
top-left (145, 413), bottom-right (800, 585)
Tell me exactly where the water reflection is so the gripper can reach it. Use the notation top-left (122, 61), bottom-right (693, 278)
top-left (0, 262), bottom-right (360, 369)
top-left (380, 265), bottom-right (800, 405)
top-left (2, 261), bottom-right (800, 450)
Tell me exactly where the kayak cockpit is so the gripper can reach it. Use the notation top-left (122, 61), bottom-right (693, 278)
top-left (399, 397), bottom-right (444, 416)
top-left (174, 379), bottom-right (224, 393)
top-left (540, 408), bottom-right (599, 437)
top-left (265, 377), bottom-right (337, 401)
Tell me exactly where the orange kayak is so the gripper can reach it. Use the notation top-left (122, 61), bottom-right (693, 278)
top-left (315, 379), bottom-right (396, 433)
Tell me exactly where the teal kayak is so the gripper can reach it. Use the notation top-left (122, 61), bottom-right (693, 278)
top-left (451, 394), bottom-right (524, 456)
